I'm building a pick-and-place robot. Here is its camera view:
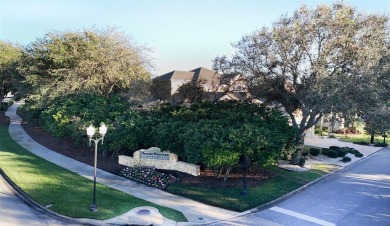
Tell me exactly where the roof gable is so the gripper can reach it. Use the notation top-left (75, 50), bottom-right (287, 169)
top-left (191, 67), bottom-right (221, 84)
top-left (156, 67), bottom-right (222, 84)
top-left (156, 70), bottom-right (195, 81)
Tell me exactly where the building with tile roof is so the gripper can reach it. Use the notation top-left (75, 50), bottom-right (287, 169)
top-left (152, 67), bottom-right (248, 103)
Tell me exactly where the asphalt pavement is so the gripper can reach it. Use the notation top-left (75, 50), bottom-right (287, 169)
top-left (211, 147), bottom-right (390, 226)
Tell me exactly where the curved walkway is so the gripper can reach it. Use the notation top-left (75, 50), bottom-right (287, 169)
top-left (4, 102), bottom-right (241, 225)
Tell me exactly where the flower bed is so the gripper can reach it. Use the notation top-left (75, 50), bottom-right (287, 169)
top-left (119, 167), bottom-right (178, 190)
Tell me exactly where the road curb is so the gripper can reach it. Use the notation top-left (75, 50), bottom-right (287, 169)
top-left (0, 167), bottom-right (103, 225)
top-left (204, 147), bottom-right (387, 225)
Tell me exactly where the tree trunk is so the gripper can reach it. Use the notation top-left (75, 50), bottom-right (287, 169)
top-left (370, 133), bottom-right (374, 144)
top-left (291, 132), bottom-right (305, 165)
top-left (223, 167), bottom-right (231, 182)
top-left (212, 167), bottom-right (222, 178)
top-left (327, 109), bottom-right (334, 138)
top-left (0, 80), bottom-right (4, 104)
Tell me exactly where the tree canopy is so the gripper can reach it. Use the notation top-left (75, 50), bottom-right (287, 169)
top-left (0, 41), bottom-right (22, 102)
top-left (213, 3), bottom-right (390, 163)
top-left (17, 27), bottom-right (153, 105)
top-left (364, 106), bottom-right (390, 143)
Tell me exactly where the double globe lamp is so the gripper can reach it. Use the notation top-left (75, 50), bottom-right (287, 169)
top-left (86, 124), bottom-right (107, 212)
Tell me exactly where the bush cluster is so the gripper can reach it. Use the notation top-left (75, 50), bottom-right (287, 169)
top-left (322, 146), bottom-right (363, 159)
top-left (148, 101), bottom-right (297, 169)
top-left (309, 148), bottom-right (320, 156)
top-left (353, 141), bottom-right (369, 145)
top-left (341, 156), bottom-right (351, 163)
top-left (345, 147), bottom-right (364, 158)
top-left (0, 101), bottom-right (14, 111)
top-left (374, 142), bottom-right (388, 147)
top-left (20, 93), bottom-right (297, 173)
top-left (299, 157), bottom-right (306, 167)
top-left (326, 150), bottom-right (339, 158)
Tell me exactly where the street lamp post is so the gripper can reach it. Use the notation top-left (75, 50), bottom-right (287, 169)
top-left (86, 124), bottom-right (107, 212)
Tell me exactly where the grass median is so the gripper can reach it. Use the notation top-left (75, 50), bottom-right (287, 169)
top-left (0, 125), bottom-right (187, 222)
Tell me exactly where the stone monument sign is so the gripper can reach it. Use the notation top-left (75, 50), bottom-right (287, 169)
top-left (118, 147), bottom-right (200, 176)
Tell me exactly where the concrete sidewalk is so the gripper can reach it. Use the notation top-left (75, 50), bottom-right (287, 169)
top-left (4, 102), bottom-right (240, 226)
top-left (305, 135), bottom-right (382, 155)
top-left (304, 135), bottom-right (382, 167)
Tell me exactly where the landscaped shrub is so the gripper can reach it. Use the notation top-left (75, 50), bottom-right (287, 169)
top-left (150, 101), bottom-right (297, 170)
top-left (353, 141), bottom-right (369, 145)
top-left (0, 100), bottom-right (14, 111)
top-left (335, 149), bottom-right (347, 157)
top-left (374, 142), bottom-right (388, 147)
top-left (39, 93), bottom-right (128, 139)
top-left (342, 156), bottom-right (351, 163)
top-left (18, 99), bottom-right (44, 125)
top-left (309, 148), bottom-right (320, 156)
top-left (345, 147), bottom-right (364, 158)
top-left (314, 125), bottom-right (325, 136)
top-left (299, 157), bottom-right (305, 167)
top-left (23, 93), bottom-right (141, 157)
top-left (301, 149), bottom-right (309, 156)
top-left (329, 146), bottom-right (340, 150)
top-left (0, 102), bottom-right (9, 111)
top-left (325, 150), bottom-right (338, 158)
top-left (21, 97), bottom-right (297, 176)
top-left (354, 152), bottom-right (364, 158)
top-left (321, 148), bottom-right (329, 156)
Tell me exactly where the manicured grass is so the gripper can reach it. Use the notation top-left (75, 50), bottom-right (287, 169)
top-left (334, 133), bottom-right (377, 143)
top-left (336, 134), bottom-right (388, 146)
top-left (167, 164), bottom-right (336, 212)
top-left (0, 125), bottom-right (187, 222)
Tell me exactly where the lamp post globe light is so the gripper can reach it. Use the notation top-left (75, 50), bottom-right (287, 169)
top-left (86, 124), bottom-right (107, 212)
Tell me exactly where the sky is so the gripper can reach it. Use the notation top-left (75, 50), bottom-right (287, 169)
top-left (1, 0), bottom-right (389, 76)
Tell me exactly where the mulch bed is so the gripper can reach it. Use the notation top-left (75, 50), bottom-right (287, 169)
top-left (0, 110), bottom-right (273, 189)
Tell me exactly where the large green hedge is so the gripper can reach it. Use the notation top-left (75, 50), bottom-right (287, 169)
top-left (20, 94), bottom-right (296, 169)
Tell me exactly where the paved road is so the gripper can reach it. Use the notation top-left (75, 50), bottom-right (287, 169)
top-left (212, 148), bottom-right (390, 226)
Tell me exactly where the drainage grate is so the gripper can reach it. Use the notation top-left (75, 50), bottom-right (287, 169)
top-left (137, 209), bottom-right (151, 215)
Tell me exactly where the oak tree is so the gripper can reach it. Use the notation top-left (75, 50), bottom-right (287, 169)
top-left (0, 41), bottom-right (22, 102)
top-left (18, 27), bottom-right (153, 105)
top-left (213, 3), bottom-right (390, 164)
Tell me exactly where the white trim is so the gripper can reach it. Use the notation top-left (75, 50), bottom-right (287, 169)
top-left (270, 207), bottom-right (335, 226)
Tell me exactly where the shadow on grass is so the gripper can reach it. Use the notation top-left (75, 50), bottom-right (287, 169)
top-left (0, 125), bottom-right (187, 221)
top-left (167, 165), bottom-right (329, 212)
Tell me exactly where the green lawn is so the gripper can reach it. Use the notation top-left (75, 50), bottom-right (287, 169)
top-left (0, 125), bottom-right (187, 222)
top-left (334, 133), bottom-right (375, 143)
top-left (167, 164), bottom-right (337, 212)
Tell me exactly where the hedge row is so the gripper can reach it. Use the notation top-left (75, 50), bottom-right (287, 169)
top-left (20, 93), bottom-right (297, 170)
